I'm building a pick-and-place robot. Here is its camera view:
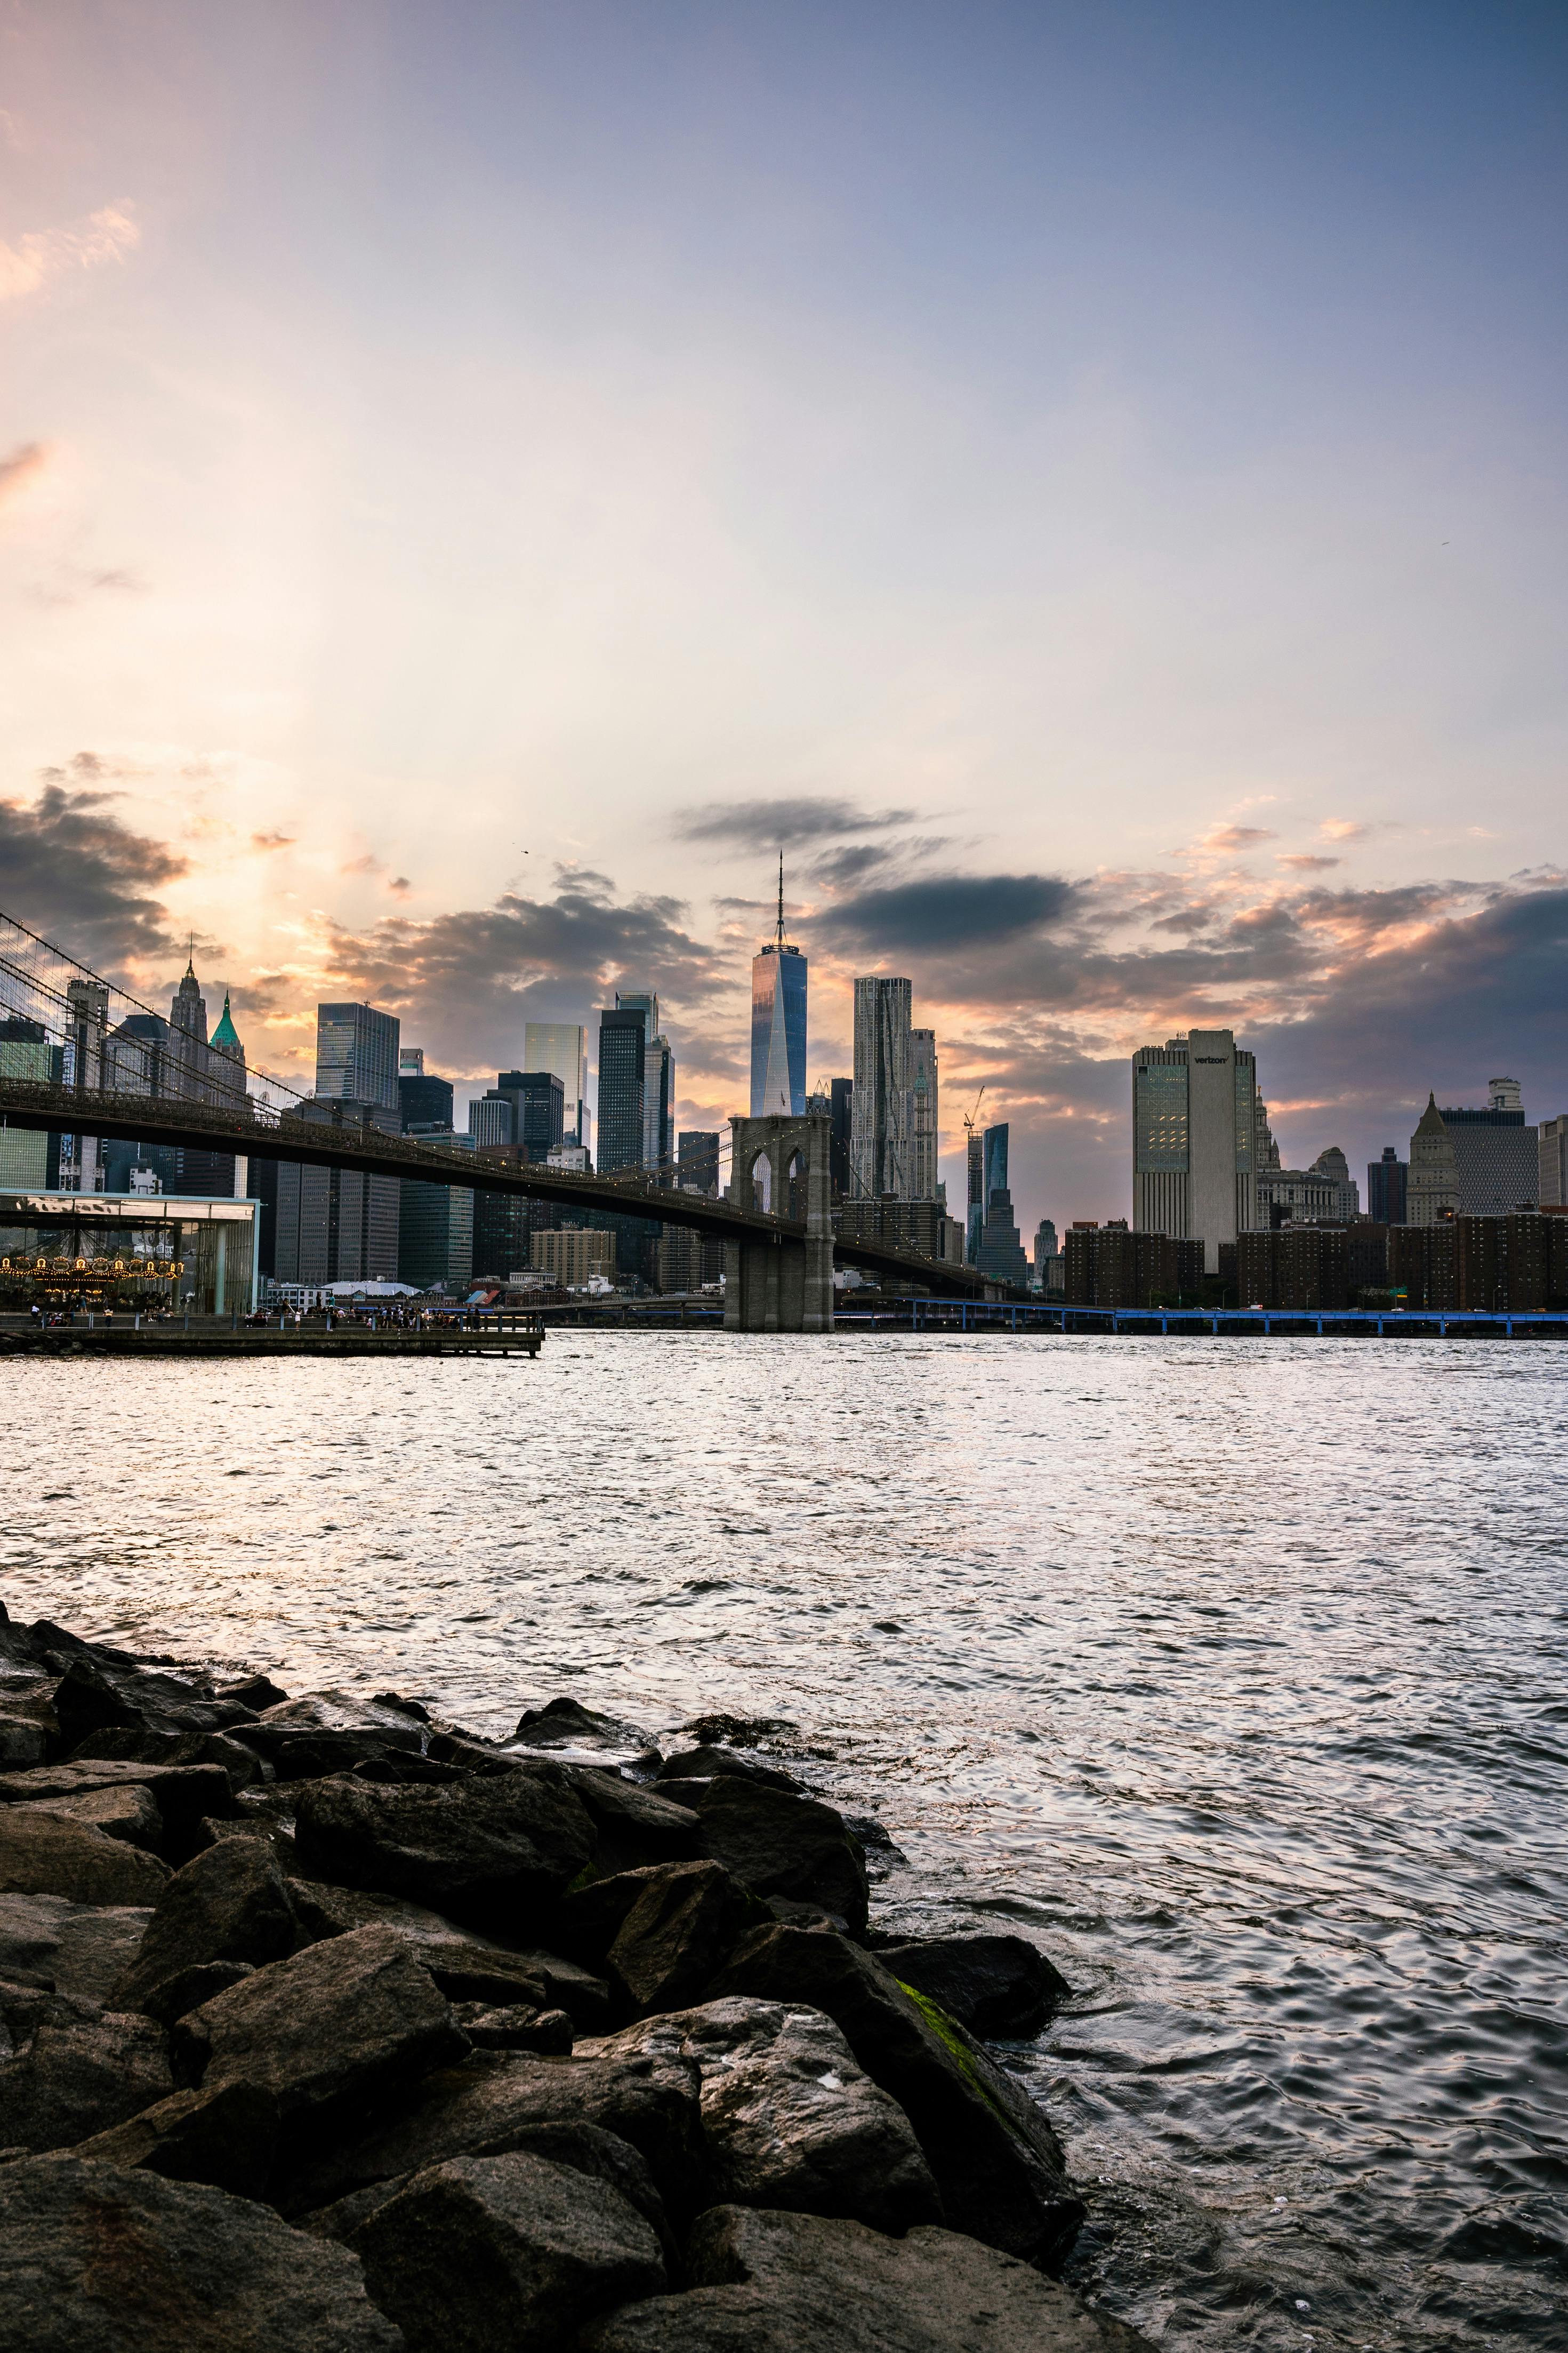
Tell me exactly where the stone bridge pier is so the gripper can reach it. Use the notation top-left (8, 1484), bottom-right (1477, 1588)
top-left (724, 1113), bottom-right (834, 1332)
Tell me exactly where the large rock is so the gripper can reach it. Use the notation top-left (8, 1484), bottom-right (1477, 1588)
top-left (580, 1997), bottom-right (939, 2235)
top-left (111, 1835), bottom-right (300, 2015)
top-left (657, 1746), bottom-right (800, 1792)
top-left (67, 1728), bottom-right (273, 1795)
top-left (67, 2079), bottom-right (280, 2198)
top-left (582, 2203), bottom-right (1155, 2353)
top-left (348, 2149), bottom-right (666, 2353)
top-left (292, 1767), bottom-right (596, 1931)
top-left (508, 1696), bottom-right (657, 1764)
top-left (685, 1779), bottom-right (869, 1934)
top-left (255, 1690), bottom-right (430, 1746)
top-left (11, 1782), bottom-right (164, 1851)
top-left (0, 2155), bottom-right (402, 2351)
top-left (878, 1934), bottom-right (1070, 2039)
top-left (302, 2117), bottom-right (676, 2268)
top-left (557, 1767), bottom-right (703, 1877)
top-left (0, 2005), bottom-right (172, 2151)
top-left (0, 1806), bottom-right (171, 1907)
top-left (0, 1890), bottom-right (152, 2002)
top-left (174, 1922), bottom-right (469, 2126)
top-left (706, 1924), bottom-right (1083, 2271)
top-left (45, 1655), bottom-right (249, 1750)
top-left (282, 2044), bottom-right (705, 2221)
top-left (286, 1880), bottom-right (612, 2027)
top-left (576, 1861), bottom-right (757, 2016)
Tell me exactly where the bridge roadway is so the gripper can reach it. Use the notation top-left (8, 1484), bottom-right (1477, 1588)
top-left (0, 1077), bottom-right (991, 1300)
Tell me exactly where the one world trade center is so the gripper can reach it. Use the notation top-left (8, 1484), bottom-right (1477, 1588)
top-left (750, 857), bottom-right (808, 1116)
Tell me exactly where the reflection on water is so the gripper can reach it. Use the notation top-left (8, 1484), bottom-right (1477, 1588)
top-left (4, 1335), bottom-right (1566, 2349)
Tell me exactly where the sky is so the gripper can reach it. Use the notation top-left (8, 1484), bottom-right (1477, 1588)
top-left (3, 0), bottom-right (1566, 1234)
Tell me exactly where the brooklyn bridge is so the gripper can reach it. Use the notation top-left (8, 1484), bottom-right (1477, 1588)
top-left (0, 910), bottom-right (994, 1331)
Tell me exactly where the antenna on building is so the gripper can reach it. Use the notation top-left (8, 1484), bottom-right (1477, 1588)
top-left (776, 850), bottom-right (786, 949)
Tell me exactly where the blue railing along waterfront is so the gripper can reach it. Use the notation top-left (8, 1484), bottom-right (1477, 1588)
top-left (834, 1299), bottom-right (1568, 1338)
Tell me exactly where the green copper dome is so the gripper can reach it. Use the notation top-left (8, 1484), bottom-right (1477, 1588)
top-left (211, 990), bottom-right (243, 1050)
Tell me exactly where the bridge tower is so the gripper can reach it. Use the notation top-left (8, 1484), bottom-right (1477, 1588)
top-left (724, 1112), bottom-right (834, 1332)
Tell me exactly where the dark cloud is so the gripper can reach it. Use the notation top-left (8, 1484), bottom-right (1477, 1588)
top-left (672, 796), bottom-right (920, 851)
top-left (815, 872), bottom-right (1076, 956)
top-left (0, 780), bottom-right (187, 972)
top-left (318, 879), bottom-right (730, 1079)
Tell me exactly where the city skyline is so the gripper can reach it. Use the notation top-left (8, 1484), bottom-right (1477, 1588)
top-left (3, 5), bottom-right (1566, 1236)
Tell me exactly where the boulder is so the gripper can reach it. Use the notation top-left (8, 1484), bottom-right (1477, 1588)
top-left (509, 1696), bottom-right (656, 1760)
top-left (0, 1707), bottom-right (53, 1770)
top-left (557, 1767), bottom-right (703, 1876)
top-left (11, 1783), bottom-right (164, 1851)
top-left (281, 2044), bottom-right (705, 2222)
top-left (348, 2149), bottom-right (666, 2353)
top-left (878, 1934), bottom-right (1070, 2039)
top-left (581, 1997), bottom-right (939, 2235)
top-left (2, 1756), bottom-right (236, 1813)
top-left (596, 1861), bottom-right (760, 2016)
top-left (139, 1962), bottom-right (256, 2029)
top-left (0, 2007), bottom-right (172, 2151)
top-left (256, 1688), bottom-right (430, 1746)
top-left (216, 1672), bottom-right (291, 1712)
top-left (67, 2079), bottom-right (280, 2198)
top-left (0, 1891), bottom-right (152, 2003)
top-left (582, 2203), bottom-right (1155, 2353)
top-left (111, 1836), bottom-right (299, 2015)
top-left (685, 1779), bottom-right (869, 1935)
top-left (706, 1924), bottom-right (1083, 2272)
top-left (292, 1767), bottom-right (596, 1931)
top-left (173, 1923), bottom-right (469, 2127)
top-left (302, 2117), bottom-right (676, 2269)
top-left (657, 1746), bottom-right (800, 1792)
top-left (44, 1656), bottom-right (248, 1749)
top-left (69, 1728), bottom-right (273, 1794)
top-left (0, 2155), bottom-right (401, 2351)
top-left (0, 1806), bottom-right (171, 1908)
top-left (456, 2002), bottom-right (574, 2054)
top-left (286, 1881), bottom-right (612, 2027)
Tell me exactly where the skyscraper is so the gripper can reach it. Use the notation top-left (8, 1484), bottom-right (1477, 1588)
top-left (496, 1071), bottom-right (565, 1161)
top-left (597, 1006), bottom-right (647, 1174)
top-left (908, 1029), bottom-right (938, 1202)
top-left (524, 1023), bottom-right (590, 1150)
top-left (468, 1095), bottom-right (514, 1149)
top-left (677, 1132), bottom-right (721, 1196)
top-left (1541, 1114), bottom-right (1568, 1208)
top-left (966, 1128), bottom-right (984, 1261)
top-left (1366, 1147), bottom-right (1409, 1224)
top-left (1408, 1095), bottom-right (1459, 1226)
top-left (750, 861), bottom-right (807, 1117)
top-left (850, 976), bottom-right (913, 1200)
top-left (398, 1056), bottom-right (454, 1131)
top-left (1436, 1079), bottom-right (1539, 1213)
top-left (1131, 1030), bottom-right (1258, 1273)
top-left (315, 1003), bottom-right (400, 1110)
top-left (974, 1125), bottom-right (1028, 1284)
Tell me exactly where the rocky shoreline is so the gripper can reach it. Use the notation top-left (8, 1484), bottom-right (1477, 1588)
top-left (0, 1599), bottom-right (1148, 2350)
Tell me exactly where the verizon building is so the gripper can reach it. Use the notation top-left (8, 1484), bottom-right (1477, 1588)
top-left (1132, 1030), bottom-right (1259, 1273)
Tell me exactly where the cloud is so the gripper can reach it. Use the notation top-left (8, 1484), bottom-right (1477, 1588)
top-left (0, 441), bottom-right (50, 510)
top-left (1320, 819), bottom-right (1369, 842)
top-left (388, 875), bottom-right (412, 898)
top-left (814, 873), bottom-right (1076, 955)
top-left (672, 796), bottom-right (920, 851)
top-left (1276, 853), bottom-right (1341, 871)
top-left (0, 780), bottom-right (187, 972)
top-left (315, 877), bottom-right (731, 1078)
top-left (251, 829), bottom-right (295, 851)
top-left (1193, 823), bottom-right (1277, 853)
top-left (0, 204), bottom-right (140, 303)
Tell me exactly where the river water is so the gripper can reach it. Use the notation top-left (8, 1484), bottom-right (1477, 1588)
top-left (3, 1335), bottom-right (1564, 2349)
